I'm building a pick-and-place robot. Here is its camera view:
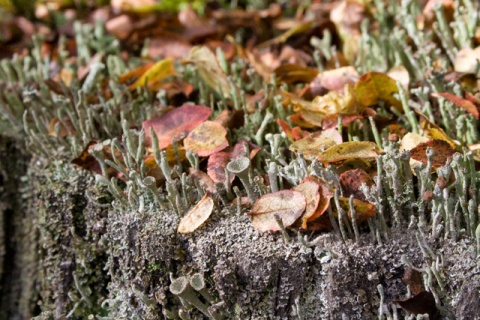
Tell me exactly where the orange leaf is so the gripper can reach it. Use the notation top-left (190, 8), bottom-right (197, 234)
top-left (249, 190), bottom-right (306, 232)
top-left (293, 177), bottom-right (321, 229)
top-left (432, 92), bottom-right (479, 119)
top-left (177, 195), bottom-right (214, 234)
top-left (184, 121), bottom-right (229, 157)
top-left (143, 105), bottom-right (212, 150)
top-left (321, 113), bottom-right (363, 130)
top-left (277, 119), bottom-right (294, 141)
top-left (339, 169), bottom-right (374, 201)
top-left (118, 62), bottom-right (155, 85)
top-left (409, 140), bottom-right (456, 167)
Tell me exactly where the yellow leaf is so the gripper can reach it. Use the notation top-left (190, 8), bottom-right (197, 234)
top-left (184, 121), bottom-right (229, 157)
top-left (354, 71), bottom-right (402, 111)
top-left (186, 46), bottom-right (231, 97)
top-left (310, 84), bottom-right (356, 114)
top-left (129, 59), bottom-right (175, 90)
top-left (289, 129), bottom-right (342, 158)
top-left (177, 195), bottom-right (214, 234)
top-left (317, 141), bottom-right (382, 164)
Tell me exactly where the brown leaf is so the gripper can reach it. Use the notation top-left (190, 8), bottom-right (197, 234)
top-left (188, 168), bottom-right (217, 195)
top-left (249, 190), bottom-right (306, 232)
top-left (339, 169), bottom-right (374, 201)
top-left (409, 140), bottom-right (456, 167)
top-left (184, 121), bottom-right (229, 157)
top-left (394, 291), bottom-right (440, 320)
top-left (402, 268), bottom-right (424, 296)
top-left (277, 119), bottom-right (294, 141)
top-left (432, 92), bottom-right (479, 119)
top-left (294, 176), bottom-right (333, 229)
top-left (274, 64), bottom-right (318, 84)
top-left (143, 105), bottom-right (212, 150)
top-left (177, 195), bottom-right (214, 234)
top-left (71, 141), bottom-right (118, 178)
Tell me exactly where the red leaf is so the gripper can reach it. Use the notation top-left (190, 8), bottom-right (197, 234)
top-left (409, 139), bottom-right (456, 167)
top-left (432, 92), bottom-right (479, 119)
top-left (143, 105), bottom-right (212, 150)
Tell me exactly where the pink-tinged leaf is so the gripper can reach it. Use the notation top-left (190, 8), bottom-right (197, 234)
top-left (143, 105), bottom-right (213, 150)
top-left (432, 92), bottom-right (479, 119)
top-left (249, 190), bottom-right (306, 232)
top-left (207, 151), bottom-right (231, 183)
top-left (189, 168), bottom-right (217, 195)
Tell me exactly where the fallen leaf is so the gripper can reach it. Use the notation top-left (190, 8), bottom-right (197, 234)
top-left (71, 141), bottom-right (118, 178)
top-left (274, 64), bottom-right (318, 84)
top-left (291, 127), bottom-right (310, 141)
top-left (432, 92), bottom-right (479, 119)
top-left (207, 151), bottom-right (231, 183)
top-left (249, 190), bottom-right (306, 232)
top-left (118, 62), bottom-right (155, 85)
top-left (310, 84), bottom-right (356, 115)
top-left (337, 197), bottom-right (377, 223)
top-left (409, 140), bottom-right (456, 167)
top-left (177, 194), bottom-right (214, 234)
top-left (418, 113), bottom-right (457, 149)
top-left (290, 129), bottom-right (343, 159)
top-left (290, 113), bottom-right (317, 129)
top-left (189, 168), bottom-right (217, 195)
top-left (394, 291), bottom-right (440, 320)
top-left (143, 105), bottom-right (213, 150)
top-left (454, 46), bottom-right (480, 76)
top-left (294, 176), bottom-right (333, 229)
top-left (184, 121), bottom-right (229, 157)
top-left (321, 113), bottom-right (363, 130)
top-left (354, 71), bottom-right (402, 111)
top-left (293, 177), bottom-right (321, 229)
top-left (186, 46), bottom-right (231, 97)
top-left (387, 65), bottom-right (410, 90)
top-left (277, 118), bottom-right (294, 141)
top-left (128, 58), bottom-right (175, 91)
top-left (317, 141), bottom-right (382, 164)
top-left (339, 169), bottom-right (374, 201)
top-left (310, 66), bottom-right (358, 95)
top-left (402, 268), bottom-right (424, 296)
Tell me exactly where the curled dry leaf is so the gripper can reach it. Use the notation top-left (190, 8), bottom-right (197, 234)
top-left (354, 71), bottom-right (402, 111)
top-left (317, 141), bottom-right (382, 164)
top-left (339, 169), bottom-right (374, 201)
top-left (249, 190), bottom-right (306, 232)
top-left (400, 132), bottom-right (430, 171)
top-left (184, 121), bottom-right (229, 157)
top-left (409, 139), bottom-right (456, 167)
top-left (289, 129), bottom-right (342, 159)
top-left (186, 46), bottom-right (231, 97)
top-left (177, 194), bottom-right (214, 234)
top-left (293, 177), bottom-right (320, 229)
top-left (294, 176), bottom-right (333, 229)
top-left (143, 104), bottom-right (212, 150)
top-left (277, 119), bottom-right (294, 141)
top-left (418, 113), bottom-right (457, 149)
top-left (432, 92), bottom-right (479, 119)
top-left (274, 64), bottom-right (318, 84)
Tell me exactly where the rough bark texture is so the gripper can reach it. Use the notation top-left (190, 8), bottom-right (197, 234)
top-left (1, 138), bottom-right (479, 319)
